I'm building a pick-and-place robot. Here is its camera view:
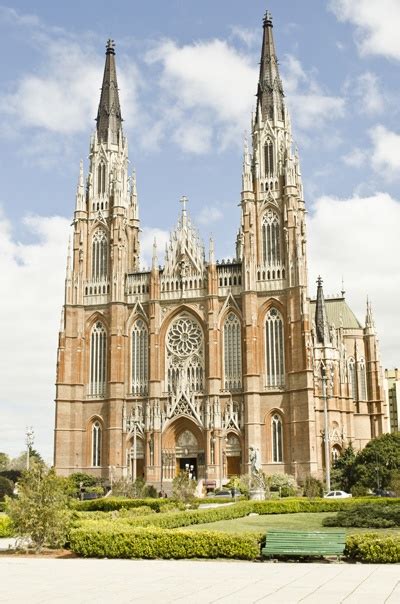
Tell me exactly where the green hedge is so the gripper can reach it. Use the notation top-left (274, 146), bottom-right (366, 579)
top-left (74, 497), bottom-right (400, 531)
top-left (345, 533), bottom-right (400, 563)
top-left (70, 524), bottom-right (260, 560)
top-left (323, 504), bottom-right (400, 528)
top-left (0, 515), bottom-right (14, 537)
top-left (72, 497), bottom-right (183, 513)
top-left (0, 502), bottom-right (5, 513)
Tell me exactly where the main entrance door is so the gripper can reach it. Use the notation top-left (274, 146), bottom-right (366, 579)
top-left (178, 457), bottom-right (198, 479)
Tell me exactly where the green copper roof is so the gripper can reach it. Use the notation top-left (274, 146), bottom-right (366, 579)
top-left (310, 298), bottom-right (362, 329)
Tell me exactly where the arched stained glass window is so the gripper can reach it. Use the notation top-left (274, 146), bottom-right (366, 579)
top-left (264, 140), bottom-right (274, 176)
top-left (223, 312), bottom-right (242, 390)
top-left (262, 210), bottom-right (281, 266)
top-left (92, 229), bottom-right (108, 280)
top-left (265, 308), bottom-right (285, 388)
top-left (132, 319), bottom-right (148, 395)
top-left (92, 420), bottom-right (102, 467)
top-left (89, 322), bottom-right (107, 397)
top-left (272, 414), bottom-right (283, 462)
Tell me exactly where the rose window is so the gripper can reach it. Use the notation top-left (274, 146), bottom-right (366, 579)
top-left (167, 316), bottom-right (202, 357)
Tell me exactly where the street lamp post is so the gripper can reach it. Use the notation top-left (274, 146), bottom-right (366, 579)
top-left (25, 426), bottom-right (34, 471)
top-left (322, 371), bottom-right (331, 492)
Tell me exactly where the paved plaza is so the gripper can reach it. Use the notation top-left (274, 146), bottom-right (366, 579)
top-left (0, 556), bottom-right (399, 603)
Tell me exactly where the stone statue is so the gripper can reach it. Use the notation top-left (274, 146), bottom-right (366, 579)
top-left (249, 446), bottom-right (262, 474)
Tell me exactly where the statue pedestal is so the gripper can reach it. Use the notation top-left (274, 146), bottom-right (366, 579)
top-left (249, 489), bottom-right (265, 501)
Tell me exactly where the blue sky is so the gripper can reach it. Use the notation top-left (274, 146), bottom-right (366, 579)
top-left (0, 0), bottom-right (399, 460)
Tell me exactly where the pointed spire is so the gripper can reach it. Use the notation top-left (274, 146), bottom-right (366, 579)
top-left (315, 276), bottom-right (331, 345)
top-left (256, 10), bottom-right (285, 123)
top-left (75, 159), bottom-right (85, 212)
top-left (96, 39), bottom-right (122, 145)
top-left (365, 296), bottom-right (375, 331)
top-left (209, 235), bottom-right (215, 264)
top-left (242, 132), bottom-right (252, 191)
top-left (152, 237), bottom-right (158, 270)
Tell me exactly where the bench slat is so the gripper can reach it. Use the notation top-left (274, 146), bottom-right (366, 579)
top-left (262, 530), bottom-right (346, 559)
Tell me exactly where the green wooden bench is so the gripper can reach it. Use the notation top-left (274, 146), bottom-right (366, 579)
top-left (261, 530), bottom-right (346, 560)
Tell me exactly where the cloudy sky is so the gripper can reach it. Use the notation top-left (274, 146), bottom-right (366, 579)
top-left (1, 0), bottom-right (399, 461)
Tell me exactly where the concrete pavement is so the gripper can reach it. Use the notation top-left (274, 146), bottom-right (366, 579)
top-left (0, 557), bottom-right (399, 603)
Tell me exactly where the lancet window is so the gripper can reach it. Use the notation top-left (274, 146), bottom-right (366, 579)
top-left (132, 319), bottom-right (148, 395)
top-left (348, 358), bottom-right (357, 400)
top-left (272, 414), bottom-right (283, 462)
top-left (91, 421), bottom-right (102, 467)
top-left (264, 139), bottom-right (274, 176)
top-left (262, 210), bottom-right (281, 266)
top-left (223, 312), bottom-right (242, 390)
top-left (166, 314), bottom-right (204, 395)
top-left (97, 162), bottom-right (106, 195)
top-left (92, 228), bottom-right (108, 280)
top-left (89, 322), bottom-right (107, 397)
top-left (265, 308), bottom-right (285, 388)
top-left (359, 359), bottom-right (367, 401)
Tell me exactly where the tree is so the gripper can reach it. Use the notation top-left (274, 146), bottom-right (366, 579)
top-left (355, 433), bottom-right (400, 490)
top-left (331, 443), bottom-right (358, 492)
top-left (5, 465), bottom-right (71, 551)
top-left (303, 475), bottom-right (324, 498)
top-left (0, 476), bottom-right (14, 500)
top-left (0, 452), bottom-right (9, 471)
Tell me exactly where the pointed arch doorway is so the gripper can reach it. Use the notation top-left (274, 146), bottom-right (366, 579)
top-left (162, 418), bottom-right (205, 481)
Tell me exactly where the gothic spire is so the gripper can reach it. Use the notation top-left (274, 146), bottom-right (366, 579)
top-left (315, 276), bottom-right (331, 345)
top-left (256, 10), bottom-right (285, 123)
top-left (365, 296), bottom-right (376, 333)
top-left (96, 39), bottom-right (123, 145)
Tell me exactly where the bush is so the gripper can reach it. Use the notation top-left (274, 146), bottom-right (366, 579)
top-left (172, 472), bottom-right (196, 503)
top-left (345, 533), bottom-right (400, 563)
top-left (302, 476), bottom-right (324, 498)
top-left (0, 470), bottom-right (21, 484)
top-left (0, 476), bottom-right (14, 501)
top-left (323, 503), bottom-right (400, 528)
top-left (5, 466), bottom-right (72, 551)
top-left (72, 497), bottom-right (183, 513)
top-left (350, 484), bottom-right (370, 497)
top-left (0, 515), bottom-right (14, 537)
top-left (70, 524), bottom-right (260, 560)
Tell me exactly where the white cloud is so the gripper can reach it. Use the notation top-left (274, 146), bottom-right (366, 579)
top-left (330, 0), bottom-right (400, 60)
top-left (354, 72), bottom-right (385, 115)
top-left (145, 39), bottom-right (257, 152)
top-left (342, 147), bottom-right (367, 167)
top-left (308, 192), bottom-right (400, 367)
top-left (229, 26), bottom-right (259, 48)
top-left (196, 205), bottom-right (223, 225)
top-left (282, 55), bottom-right (345, 130)
top-left (0, 209), bottom-right (70, 459)
top-left (0, 39), bottom-right (138, 136)
top-left (369, 125), bottom-right (400, 179)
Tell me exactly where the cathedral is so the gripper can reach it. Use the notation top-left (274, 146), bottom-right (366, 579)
top-left (54, 12), bottom-right (387, 488)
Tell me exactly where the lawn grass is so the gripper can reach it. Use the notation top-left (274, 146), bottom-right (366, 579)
top-left (184, 512), bottom-right (400, 537)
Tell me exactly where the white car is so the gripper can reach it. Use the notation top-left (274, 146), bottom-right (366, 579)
top-left (324, 490), bottom-right (352, 499)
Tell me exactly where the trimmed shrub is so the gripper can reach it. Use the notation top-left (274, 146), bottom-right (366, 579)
top-left (70, 524), bottom-right (260, 560)
top-left (345, 533), bottom-right (400, 563)
top-left (0, 515), bottom-right (14, 537)
top-left (323, 503), bottom-right (400, 528)
top-left (72, 497), bottom-right (184, 513)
